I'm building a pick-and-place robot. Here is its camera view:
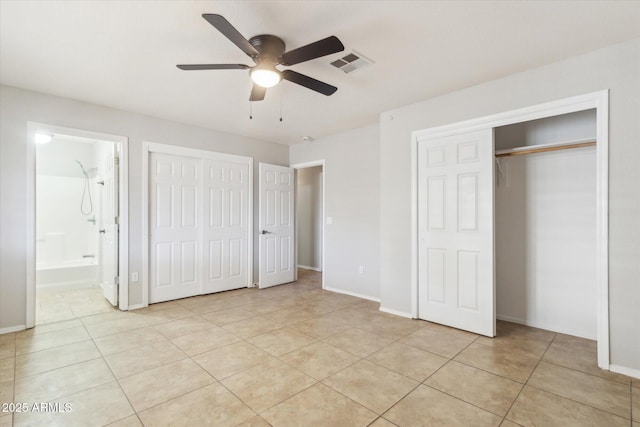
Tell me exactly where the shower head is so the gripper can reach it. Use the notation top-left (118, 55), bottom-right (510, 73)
top-left (76, 160), bottom-right (98, 178)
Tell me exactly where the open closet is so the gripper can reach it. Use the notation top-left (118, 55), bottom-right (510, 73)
top-left (414, 92), bottom-right (607, 365)
top-left (494, 109), bottom-right (597, 339)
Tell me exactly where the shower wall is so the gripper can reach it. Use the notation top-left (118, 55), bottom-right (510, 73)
top-left (36, 137), bottom-right (106, 287)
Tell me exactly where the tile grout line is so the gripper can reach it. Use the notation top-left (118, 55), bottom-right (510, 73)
top-left (142, 289), bottom-right (327, 422)
top-left (200, 281), bottom-right (335, 424)
top-left (12, 278), bottom-right (324, 425)
top-left (371, 334), bottom-right (480, 423)
top-left (11, 321), bottom-right (135, 426)
top-left (211, 295), bottom-right (395, 420)
top-left (413, 337), bottom-right (522, 420)
top-left (499, 331), bottom-right (556, 425)
top-left (149, 292), bottom-right (434, 422)
top-left (13, 276), bottom-right (635, 426)
top-left (528, 333), bottom-right (633, 421)
top-left (524, 383), bottom-right (633, 422)
top-left (95, 304), bottom-right (223, 426)
top-left (84, 320), bottom-right (142, 427)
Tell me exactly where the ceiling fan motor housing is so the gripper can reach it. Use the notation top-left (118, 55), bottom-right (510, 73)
top-left (249, 35), bottom-right (286, 61)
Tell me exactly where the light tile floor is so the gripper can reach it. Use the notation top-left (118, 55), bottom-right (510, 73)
top-left (1, 270), bottom-right (637, 426)
top-left (36, 286), bottom-right (116, 325)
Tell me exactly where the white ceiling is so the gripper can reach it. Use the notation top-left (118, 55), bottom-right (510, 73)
top-left (2, 1), bottom-right (639, 145)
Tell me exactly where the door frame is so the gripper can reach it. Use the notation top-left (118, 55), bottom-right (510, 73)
top-left (140, 141), bottom-right (253, 308)
top-left (410, 90), bottom-right (609, 368)
top-left (26, 122), bottom-right (130, 326)
top-left (291, 160), bottom-right (326, 289)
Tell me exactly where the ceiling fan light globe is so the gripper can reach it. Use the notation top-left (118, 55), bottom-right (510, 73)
top-left (251, 69), bottom-right (281, 88)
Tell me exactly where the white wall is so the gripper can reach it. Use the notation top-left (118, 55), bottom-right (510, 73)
top-left (290, 124), bottom-right (380, 300)
top-left (496, 147), bottom-right (597, 339)
top-left (379, 39), bottom-right (640, 371)
top-left (35, 175), bottom-right (96, 266)
top-left (296, 166), bottom-right (323, 270)
top-left (36, 137), bottom-right (95, 177)
top-left (0, 85), bottom-right (288, 331)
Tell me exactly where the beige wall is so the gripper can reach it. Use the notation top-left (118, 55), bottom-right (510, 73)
top-left (0, 85), bottom-right (288, 330)
top-left (379, 39), bottom-right (640, 371)
top-left (290, 124), bottom-right (380, 300)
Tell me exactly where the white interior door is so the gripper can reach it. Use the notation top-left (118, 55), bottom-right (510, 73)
top-left (149, 152), bottom-right (201, 303)
top-left (417, 128), bottom-right (495, 337)
top-left (101, 148), bottom-right (119, 306)
top-left (259, 163), bottom-right (295, 288)
top-left (202, 159), bottom-right (250, 293)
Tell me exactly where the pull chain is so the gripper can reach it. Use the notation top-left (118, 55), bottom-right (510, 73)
top-left (249, 101), bottom-right (253, 120)
top-left (279, 85), bottom-right (283, 122)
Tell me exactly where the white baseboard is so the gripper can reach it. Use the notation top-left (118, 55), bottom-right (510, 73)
top-left (0, 324), bottom-right (27, 334)
top-left (297, 265), bottom-right (322, 272)
top-left (127, 303), bottom-right (146, 311)
top-left (496, 314), bottom-right (596, 340)
top-left (324, 286), bottom-right (379, 303)
top-left (609, 364), bottom-right (640, 380)
top-left (379, 306), bottom-right (414, 319)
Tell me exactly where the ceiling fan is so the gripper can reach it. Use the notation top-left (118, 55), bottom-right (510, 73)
top-left (177, 14), bottom-right (345, 101)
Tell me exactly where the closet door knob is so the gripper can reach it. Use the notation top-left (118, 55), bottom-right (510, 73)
top-left (260, 230), bottom-right (270, 235)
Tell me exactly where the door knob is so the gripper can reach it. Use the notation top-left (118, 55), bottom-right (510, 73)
top-left (99, 229), bottom-right (106, 234)
top-left (260, 230), bottom-right (270, 234)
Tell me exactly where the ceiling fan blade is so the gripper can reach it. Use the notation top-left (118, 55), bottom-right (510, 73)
top-left (202, 14), bottom-right (259, 58)
top-left (281, 70), bottom-right (337, 96)
top-left (250, 84), bottom-right (267, 101)
top-left (280, 36), bottom-right (344, 66)
top-left (176, 64), bottom-right (250, 70)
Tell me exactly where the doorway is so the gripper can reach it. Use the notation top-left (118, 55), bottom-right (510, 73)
top-left (292, 161), bottom-right (325, 288)
top-left (26, 123), bottom-right (129, 328)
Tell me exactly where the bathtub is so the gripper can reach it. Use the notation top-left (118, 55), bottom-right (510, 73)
top-left (36, 258), bottom-right (99, 289)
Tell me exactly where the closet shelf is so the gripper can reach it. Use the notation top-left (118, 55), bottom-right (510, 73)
top-left (495, 139), bottom-right (596, 158)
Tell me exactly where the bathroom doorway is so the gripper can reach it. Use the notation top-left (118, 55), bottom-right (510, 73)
top-left (32, 130), bottom-right (123, 324)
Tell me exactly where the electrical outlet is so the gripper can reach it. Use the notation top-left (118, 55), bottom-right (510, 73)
top-left (358, 266), bottom-right (364, 274)
top-left (131, 272), bottom-right (139, 282)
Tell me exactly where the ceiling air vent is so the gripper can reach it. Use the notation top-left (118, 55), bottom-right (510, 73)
top-left (330, 50), bottom-right (373, 74)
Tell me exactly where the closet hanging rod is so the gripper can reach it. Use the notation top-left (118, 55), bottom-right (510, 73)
top-left (495, 140), bottom-right (596, 158)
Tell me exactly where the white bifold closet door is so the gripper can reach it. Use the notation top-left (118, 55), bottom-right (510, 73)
top-left (149, 151), bottom-right (249, 304)
top-left (417, 129), bottom-right (495, 337)
top-left (202, 160), bottom-right (249, 293)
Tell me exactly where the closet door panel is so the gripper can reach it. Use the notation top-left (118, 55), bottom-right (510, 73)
top-left (426, 249), bottom-right (446, 304)
top-left (418, 128), bottom-right (495, 337)
top-left (457, 250), bottom-right (479, 310)
top-left (202, 159), bottom-right (249, 294)
top-left (149, 152), bottom-right (201, 303)
top-left (426, 176), bottom-right (446, 230)
top-left (457, 173), bottom-right (478, 231)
